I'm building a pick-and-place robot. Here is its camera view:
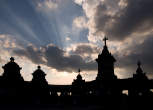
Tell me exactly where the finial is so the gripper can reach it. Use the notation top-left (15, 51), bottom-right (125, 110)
top-left (103, 36), bottom-right (108, 46)
top-left (38, 65), bottom-right (41, 69)
top-left (10, 57), bottom-right (15, 62)
top-left (77, 68), bottom-right (82, 80)
top-left (78, 68), bottom-right (81, 74)
top-left (136, 61), bottom-right (143, 74)
top-left (137, 61), bottom-right (141, 67)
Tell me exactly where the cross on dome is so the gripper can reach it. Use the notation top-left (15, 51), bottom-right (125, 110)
top-left (103, 36), bottom-right (108, 46)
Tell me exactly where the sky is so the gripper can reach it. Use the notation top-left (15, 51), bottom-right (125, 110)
top-left (0, 0), bottom-right (153, 85)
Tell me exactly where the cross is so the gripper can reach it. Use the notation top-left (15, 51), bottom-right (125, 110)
top-left (103, 36), bottom-right (108, 46)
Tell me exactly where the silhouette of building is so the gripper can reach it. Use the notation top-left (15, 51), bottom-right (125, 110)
top-left (31, 66), bottom-right (50, 104)
top-left (128, 61), bottom-right (150, 97)
top-left (133, 61), bottom-right (148, 80)
top-left (0, 37), bottom-right (152, 110)
top-left (2, 57), bottom-right (24, 83)
top-left (96, 37), bottom-right (117, 80)
top-left (72, 69), bottom-right (85, 88)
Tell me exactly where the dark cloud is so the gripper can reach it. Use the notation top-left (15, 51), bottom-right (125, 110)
top-left (13, 45), bottom-right (45, 64)
top-left (13, 36), bottom-right (153, 77)
top-left (115, 36), bottom-right (153, 75)
top-left (94, 0), bottom-right (153, 40)
top-left (70, 44), bottom-right (100, 55)
top-left (13, 44), bottom-right (97, 72)
top-left (45, 45), bottom-right (97, 72)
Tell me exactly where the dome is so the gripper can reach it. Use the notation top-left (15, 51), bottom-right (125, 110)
top-left (32, 66), bottom-right (48, 85)
top-left (98, 45), bottom-right (116, 62)
top-left (77, 74), bottom-right (82, 80)
top-left (2, 57), bottom-right (24, 82)
top-left (32, 66), bottom-right (46, 77)
top-left (2, 57), bottom-right (21, 70)
top-left (76, 69), bottom-right (83, 80)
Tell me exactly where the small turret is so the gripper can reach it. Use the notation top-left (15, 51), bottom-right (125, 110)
top-left (129, 61), bottom-right (150, 96)
top-left (133, 61), bottom-right (148, 80)
top-left (2, 57), bottom-right (23, 82)
top-left (32, 66), bottom-right (47, 85)
top-left (72, 69), bottom-right (85, 85)
top-left (31, 66), bottom-right (50, 103)
top-left (136, 61), bottom-right (143, 74)
top-left (72, 69), bottom-right (86, 96)
top-left (76, 69), bottom-right (83, 81)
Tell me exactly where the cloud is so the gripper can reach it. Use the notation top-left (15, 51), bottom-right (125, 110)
top-left (0, 34), bottom-right (18, 49)
top-left (68, 43), bottom-right (100, 60)
top-left (7, 30), bottom-right (153, 79)
top-left (73, 16), bottom-right (88, 29)
top-left (75, 0), bottom-right (153, 42)
top-left (72, 0), bottom-right (153, 78)
top-left (1, 0), bottom-right (153, 81)
top-left (74, 0), bottom-right (84, 5)
top-left (71, 43), bottom-right (99, 54)
top-left (13, 44), bottom-right (97, 72)
top-left (13, 44), bottom-right (46, 64)
top-left (65, 37), bottom-right (71, 41)
top-left (105, 0), bottom-right (153, 40)
top-left (37, 0), bottom-right (58, 10)
top-left (114, 35), bottom-right (153, 76)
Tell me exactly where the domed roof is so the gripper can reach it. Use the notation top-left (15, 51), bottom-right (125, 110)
top-left (77, 74), bottom-right (82, 80)
top-left (32, 66), bottom-right (46, 76)
top-left (2, 57), bottom-right (21, 70)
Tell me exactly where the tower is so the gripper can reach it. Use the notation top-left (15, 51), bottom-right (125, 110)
top-left (96, 37), bottom-right (117, 80)
top-left (2, 57), bottom-right (24, 83)
top-left (129, 61), bottom-right (150, 96)
top-left (31, 66), bottom-right (50, 103)
top-left (72, 69), bottom-right (85, 96)
top-left (72, 69), bottom-right (85, 86)
top-left (31, 66), bottom-right (48, 87)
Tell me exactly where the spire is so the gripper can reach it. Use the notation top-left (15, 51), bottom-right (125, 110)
top-left (133, 61), bottom-right (148, 80)
top-left (101, 36), bottom-right (111, 56)
top-left (136, 61), bottom-right (143, 74)
top-left (78, 68), bottom-right (81, 75)
top-left (103, 36), bottom-right (108, 46)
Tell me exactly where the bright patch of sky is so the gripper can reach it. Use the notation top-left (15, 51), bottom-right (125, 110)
top-left (1, 0), bottom-right (153, 84)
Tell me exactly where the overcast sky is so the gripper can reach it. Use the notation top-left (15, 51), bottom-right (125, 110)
top-left (0, 0), bottom-right (153, 84)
